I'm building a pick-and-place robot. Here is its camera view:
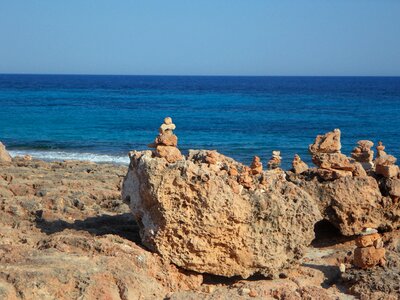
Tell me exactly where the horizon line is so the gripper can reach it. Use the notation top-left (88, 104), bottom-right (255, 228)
top-left (1, 72), bottom-right (400, 78)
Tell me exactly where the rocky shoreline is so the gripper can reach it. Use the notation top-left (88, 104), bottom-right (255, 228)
top-left (1, 123), bottom-right (400, 299)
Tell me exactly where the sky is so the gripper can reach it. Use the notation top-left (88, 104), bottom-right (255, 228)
top-left (0, 1), bottom-right (399, 76)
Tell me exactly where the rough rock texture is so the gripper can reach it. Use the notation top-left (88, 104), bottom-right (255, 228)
top-left (122, 149), bottom-right (322, 278)
top-left (0, 158), bottom-right (202, 299)
top-left (1, 155), bottom-right (399, 299)
top-left (291, 154), bottom-right (308, 174)
top-left (0, 142), bottom-right (12, 163)
top-left (342, 231), bottom-right (400, 299)
top-left (287, 171), bottom-right (400, 236)
top-left (308, 128), bottom-right (342, 154)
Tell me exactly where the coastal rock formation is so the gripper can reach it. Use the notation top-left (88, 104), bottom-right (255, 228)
top-left (351, 140), bottom-right (374, 170)
top-left (353, 228), bottom-right (386, 269)
top-left (148, 117), bottom-right (183, 163)
top-left (0, 158), bottom-right (205, 299)
top-left (290, 174), bottom-right (388, 235)
top-left (287, 129), bottom-right (400, 236)
top-left (0, 142), bottom-right (12, 163)
top-left (122, 149), bottom-right (321, 278)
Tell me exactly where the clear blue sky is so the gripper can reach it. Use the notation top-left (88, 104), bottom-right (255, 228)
top-left (0, 1), bottom-right (399, 76)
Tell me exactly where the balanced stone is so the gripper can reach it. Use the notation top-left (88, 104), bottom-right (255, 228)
top-left (353, 228), bottom-right (386, 269)
top-left (148, 117), bottom-right (183, 163)
top-left (291, 154), bottom-right (308, 174)
top-left (250, 156), bottom-right (263, 175)
top-left (267, 151), bottom-right (281, 170)
top-left (376, 141), bottom-right (387, 158)
top-left (351, 140), bottom-right (374, 170)
top-left (374, 142), bottom-right (399, 178)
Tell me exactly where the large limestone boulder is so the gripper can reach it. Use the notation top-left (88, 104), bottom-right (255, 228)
top-left (0, 142), bottom-right (12, 163)
top-left (122, 150), bottom-right (321, 278)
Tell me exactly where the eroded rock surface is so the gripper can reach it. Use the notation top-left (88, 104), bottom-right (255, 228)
top-left (0, 158), bottom-right (202, 299)
top-left (122, 149), bottom-right (322, 278)
top-left (0, 142), bottom-right (12, 163)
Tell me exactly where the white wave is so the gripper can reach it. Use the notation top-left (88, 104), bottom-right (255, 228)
top-left (9, 150), bottom-right (130, 165)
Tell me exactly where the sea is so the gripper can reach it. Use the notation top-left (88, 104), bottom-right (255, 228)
top-left (1, 74), bottom-right (399, 169)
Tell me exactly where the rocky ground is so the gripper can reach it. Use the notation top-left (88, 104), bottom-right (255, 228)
top-left (0, 157), bottom-right (399, 299)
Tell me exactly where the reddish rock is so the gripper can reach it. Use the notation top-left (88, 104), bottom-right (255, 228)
top-left (205, 151), bottom-right (218, 165)
top-left (312, 153), bottom-right (355, 171)
top-left (250, 156), bottom-right (262, 175)
top-left (355, 233), bottom-right (381, 248)
top-left (375, 165), bottom-right (399, 178)
top-left (308, 129), bottom-right (341, 154)
top-left (155, 146), bottom-right (183, 163)
top-left (155, 131), bottom-right (178, 147)
top-left (353, 246), bottom-right (386, 269)
top-left (291, 154), bottom-right (308, 174)
top-left (315, 168), bottom-right (353, 181)
top-left (149, 117), bottom-right (183, 163)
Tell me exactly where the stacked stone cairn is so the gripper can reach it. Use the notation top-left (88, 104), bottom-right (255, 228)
top-left (238, 166), bottom-right (253, 189)
top-left (291, 154), bottom-right (308, 174)
top-left (374, 141), bottom-right (399, 178)
top-left (308, 129), bottom-right (358, 180)
top-left (148, 117), bottom-right (183, 163)
top-left (267, 151), bottom-right (282, 170)
top-left (250, 156), bottom-right (263, 175)
top-left (351, 140), bottom-right (374, 171)
top-left (353, 228), bottom-right (386, 269)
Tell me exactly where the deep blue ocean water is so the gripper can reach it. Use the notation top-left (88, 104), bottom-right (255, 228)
top-left (1, 74), bottom-right (399, 168)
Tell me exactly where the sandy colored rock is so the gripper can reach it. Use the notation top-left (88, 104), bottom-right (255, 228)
top-left (308, 129), bottom-right (341, 154)
top-left (352, 161), bottom-right (368, 177)
top-left (155, 145), bottom-right (183, 163)
top-left (0, 142), bottom-right (12, 163)
top-left (267, 151), bottom-right (281, 170)
top-left (122, 150), bottom-right (321, 278)
top-left (250, 156), bottom-right (262, 175)
top-left (205, 151), bottom-right (218, 165)
top-left (376, 141), bottom-right (387, 158)
top-left (353, 246), bottom-right (386, 269)
top-left (289, 174), bottom-right (395, 236)
top-left (155, 130), bottom-right (178, 147)
top-left (164, 116), bottom-right (173, 125)
top-left (312, 153), bottom-right (355, 172)
top-left (375, 154), bottom-right (397, 167)
top-left (351, 140), bottom-right (374, 170)
top-left (160, 123), bottom-right (176, 131)
top-left (291, 154), bottom-right (308, 174)
top-left (375, 164), bottom-right (399, 178)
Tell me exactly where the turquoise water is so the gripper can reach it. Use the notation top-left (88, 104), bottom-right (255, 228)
top-left (1, 75), bottom-right (399, 168)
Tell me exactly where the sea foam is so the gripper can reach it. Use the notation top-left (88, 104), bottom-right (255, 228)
top-left (9, 150), bottom-right (129, 165)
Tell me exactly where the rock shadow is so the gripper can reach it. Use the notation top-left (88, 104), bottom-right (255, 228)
top-left (35, 212), bottom-right (141, 244)
top-left (302, 263), bottom-right (341, 289)
top-left (312, 219), bottom-right (354, 247)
